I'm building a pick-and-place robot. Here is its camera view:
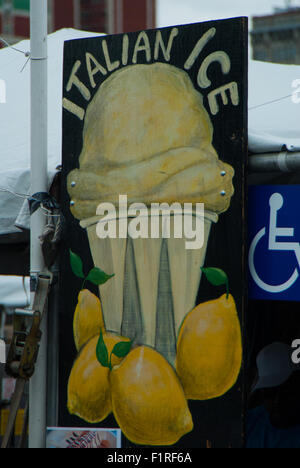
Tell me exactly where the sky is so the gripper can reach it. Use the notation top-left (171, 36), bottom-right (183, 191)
top-left (157, 0), bottom-right (300, 28)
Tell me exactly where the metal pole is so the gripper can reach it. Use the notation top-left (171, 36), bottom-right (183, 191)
top-left (29, 0), bottom-right (48, 449)
top-left (47, 264), bottom-right (60, 427)
top-left (249, 151), bottom-right (300, 173)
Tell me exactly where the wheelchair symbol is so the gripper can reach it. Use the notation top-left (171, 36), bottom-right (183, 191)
top-left (249, 193), bottom-right (300, 293)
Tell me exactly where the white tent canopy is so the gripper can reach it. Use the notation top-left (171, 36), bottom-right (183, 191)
top-left (0, 275), bottom-right (30, 308)
top-left (248, 60), bottom-right (300, 153)
top-left (0, 28), bottom-right (300, 238)
top-left (0, 29), bottom-right (105, 237)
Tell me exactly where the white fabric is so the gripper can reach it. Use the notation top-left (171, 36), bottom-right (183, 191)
top-left (248, 60), bottom-right (300, 153)
top-left (0, 29), bottom-right (104, 235)
top-left (0, 275), bottom-right (30, 307)
top-left (0, 28), bottom-right (300, 235)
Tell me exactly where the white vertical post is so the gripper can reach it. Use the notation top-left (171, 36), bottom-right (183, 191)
top-left (29, 0), bottom-right (48, 449)
top-left (107, 0), bottom-right (115, 34)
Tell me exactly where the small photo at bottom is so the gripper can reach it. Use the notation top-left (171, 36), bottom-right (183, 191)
top-left (46, 427), bottom-right (121, 448)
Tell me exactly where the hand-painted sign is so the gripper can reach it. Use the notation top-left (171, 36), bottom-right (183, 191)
top-left (248, 185), bottom-right (300, 301)
top-left (60, 19), bottom-right (248, 448)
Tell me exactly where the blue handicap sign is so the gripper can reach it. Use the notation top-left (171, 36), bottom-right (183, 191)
top-left (248, 185), bottom-right (300, 301)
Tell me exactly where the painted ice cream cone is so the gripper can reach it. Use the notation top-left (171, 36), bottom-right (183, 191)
top-left (68, 63), bottom-right (234, 365)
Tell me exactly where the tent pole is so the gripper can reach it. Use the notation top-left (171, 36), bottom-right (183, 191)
top-left (249, 151), bottom-right (300, 173)
top-left (29, 0), bottom-right (48, 449)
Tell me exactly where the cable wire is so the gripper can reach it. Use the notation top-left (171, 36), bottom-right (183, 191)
top-left (249, 94), bottom-right (294, 110)
top-left (0, 36), bottom-right (30, 57)
top-left (0, 36), bottom-right (31, 72)
top-left (0, 187), bottom-right (60, 218)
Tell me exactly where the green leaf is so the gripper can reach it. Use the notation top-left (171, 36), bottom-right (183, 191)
top-left (69, 250), bottom-right (85, 279)
top-left (201, 267), bottom-right (229, 298)
top-left (111, 340), bottom-right (132, 359)
top-left (96, 330), bottom-right (110, 369)
top-left (86, 267), bottom-right (115, 286)
top-left (201, 267), bottom-right (228, 286)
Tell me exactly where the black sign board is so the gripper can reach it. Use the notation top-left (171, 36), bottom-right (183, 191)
top-left (60, 18), bottom-right (248, 448)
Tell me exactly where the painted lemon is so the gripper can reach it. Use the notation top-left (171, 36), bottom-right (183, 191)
top-left (68, 333), bottom-right (130, 423)
top-left (176, 293), bottom-right (242, 400)
top-left (73, 289), bottom-right (105, 351)
top-left (110, 345), bottom-right (193, 446)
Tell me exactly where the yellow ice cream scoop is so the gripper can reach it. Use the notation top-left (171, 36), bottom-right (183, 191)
top-left (68, 62), bottom-right (234, 220)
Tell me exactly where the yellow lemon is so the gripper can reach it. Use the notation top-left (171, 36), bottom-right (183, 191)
top-left (176, 294), bottom-right (242, 400)
top-left (110, 346), bottom-right (193, 446)
top-left (73, 289), bottom-right (105, 351)
top-left (68, 333), bottom-right (130, 424)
